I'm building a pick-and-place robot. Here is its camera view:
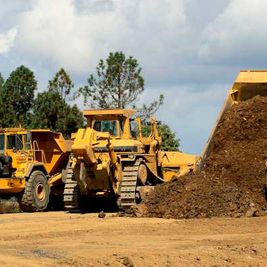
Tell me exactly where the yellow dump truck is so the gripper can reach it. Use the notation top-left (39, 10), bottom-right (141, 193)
top-left (0, 128), bottom-right (72, 211)
top-left (63, 109), bottom-right (198, 211)
top-left (199, 70), bottom-right (267, 170)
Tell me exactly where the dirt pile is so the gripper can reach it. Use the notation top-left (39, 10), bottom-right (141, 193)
top-left (0, 197), bottom-right (20, 214)
top-left (140, 96), bottom-right (267, 218)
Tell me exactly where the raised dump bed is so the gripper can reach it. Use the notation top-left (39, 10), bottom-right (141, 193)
top-left (199, 70), bottom-right (267, 170)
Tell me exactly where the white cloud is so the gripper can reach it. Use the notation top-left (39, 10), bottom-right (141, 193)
top-left (140, 83), bottom-right (228, 153)
top-left (1, 0), bottom-right (265, 153)
top-left (0, 28), bottom-right (17, 54)
top-left (12, 0), bottom-right (187, 76)
top-left (198, 0), bottom-right (267, 64)
top-left (15, 0), bottom-right (118, 74)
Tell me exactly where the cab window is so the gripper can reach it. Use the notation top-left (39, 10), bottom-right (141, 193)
top-left (130, 120), bottom-right (139, 138)
top-left (0, 134), bottom-right (4, 151)
top-left (7, 135), bottom-right (24, 150)
top-left (93, 120), bottom-right (118, 136)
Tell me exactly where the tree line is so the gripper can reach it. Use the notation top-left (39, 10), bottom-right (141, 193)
top-left (0, 52), bottom-right (180, 151)
top-left (0, 66), bottom-right (84, 138)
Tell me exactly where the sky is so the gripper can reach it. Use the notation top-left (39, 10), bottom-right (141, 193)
top-left (0, 0), bottom-right (266, 154)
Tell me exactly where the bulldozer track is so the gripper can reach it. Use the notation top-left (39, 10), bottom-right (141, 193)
top-left (118, 159), bottom-right (142, 209)
top-left (63, 158), bottom-right (143, 211)
top-left (63, 165), bottom-right (79, 211)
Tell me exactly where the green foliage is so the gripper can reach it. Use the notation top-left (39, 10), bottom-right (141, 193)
top-left (0, 73), bottom-right (4, 88)
top-left (0, 58), bottom-right (180, 149)
top-left (142, 123), bottom-right (180, 151)
top-left (48, 68), bottom-right (74, 100)
top-left (31, 90), bottom-right (84, 138)
top-left (0, 66), bottom-right (37, 127)
top-left (0, 66), bottom-right (83, 137)
top-left (31, 91), bottom-right (65, 130)
top-left (63, 104), bottom-right (84, 137)
top-left (32, 92), bottom-right (84, 137)
top-left (78, 51), bottom-right (180, 150)
top-left (79, 51), bottom-right (144, 108)
top-left (158, 123), bottom-right (180, 151)
top-left (79, 51), bottom-right (165, 119)
top-left (31, 68), bottom-right (83, 137)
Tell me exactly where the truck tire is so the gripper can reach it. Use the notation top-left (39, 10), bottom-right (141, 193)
top-left (20, 170), bottom-right (50, 212)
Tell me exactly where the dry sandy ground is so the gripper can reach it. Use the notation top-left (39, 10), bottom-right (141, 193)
top-left (0, 212), bottom-right (266, 267)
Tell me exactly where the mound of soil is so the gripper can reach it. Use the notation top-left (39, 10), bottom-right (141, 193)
top-left (0, 197), bottom-right (20, 214)
top-left (140, 96), bottom-right (267, 219)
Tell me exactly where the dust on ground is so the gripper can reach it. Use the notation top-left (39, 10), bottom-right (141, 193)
top-left (139, 96), bottom-right (267, 219)
top-left (0, 212), bottom-right (267, 267)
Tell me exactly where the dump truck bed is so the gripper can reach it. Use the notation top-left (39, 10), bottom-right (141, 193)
top-left (30, 130), bottom-right (72, 175)
top-left (199, 70), bottom-right (267, 170)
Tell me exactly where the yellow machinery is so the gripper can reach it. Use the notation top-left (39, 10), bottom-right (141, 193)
top-left (0, 128), bottom-right (72, 211)
top-left (199, 70), bottom-right (267, 170)
top-left (63, 109), bottom-right (198, 210)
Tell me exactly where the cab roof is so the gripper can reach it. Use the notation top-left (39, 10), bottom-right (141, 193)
top-left (83, 109), bottom-right (136, 118)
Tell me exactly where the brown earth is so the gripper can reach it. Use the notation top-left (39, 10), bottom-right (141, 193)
top-left (140, 96), bottom-right (267, 219)
top-left (0, 212), bottom-right (267, 267)
top-left (0, 197), bottom-right (20, 214)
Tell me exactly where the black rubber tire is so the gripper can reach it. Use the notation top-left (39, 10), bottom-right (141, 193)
top-left (19, 170), bottom-right (50, 212)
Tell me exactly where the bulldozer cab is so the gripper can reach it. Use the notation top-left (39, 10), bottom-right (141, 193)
top-left (82, 109), bottom-right (164, 156)
top-left (83, 109), bottom-right (136, 139)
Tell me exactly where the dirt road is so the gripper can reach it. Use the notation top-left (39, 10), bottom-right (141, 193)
top-left (0, 212), bottom-right (266, 266)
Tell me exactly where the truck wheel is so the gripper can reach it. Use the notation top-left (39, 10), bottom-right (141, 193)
top-left (20, 170), bottom-right (50, 212)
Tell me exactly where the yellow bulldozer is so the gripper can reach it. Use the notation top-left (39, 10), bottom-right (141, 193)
top-left (63, 70), bottom-right (267, 212)
top-left (63, 109), bottom-right (198, 211)
top-left (0, 128), bottom-right (72, 211)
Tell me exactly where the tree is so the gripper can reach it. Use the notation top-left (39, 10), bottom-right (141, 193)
top-left (0, 66), bottom-right (37, 127)
top-left (48, 68), bottom-right (74, 100)
top-left (135, 94), bottom-right (164, 121)
top-left (79, 51), bottom-right (164, 116)
top-left (31, 90), bottom-right (84, 138)
top-left (0, 73), bottom-right (4, 88)
top-left (31, 91), bottom-right (65, 130)
top-left (63, 104), bottom-right (84, 137)
top-left (158, 123), bottom-right (180, 151)
top-left (79, 51), bottom-right (179, 150)
top-left (79, 51), bottom-right (144, 108)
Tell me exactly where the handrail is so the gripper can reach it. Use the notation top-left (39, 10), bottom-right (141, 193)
top-left (29, 140), bottom-right (47, 163)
